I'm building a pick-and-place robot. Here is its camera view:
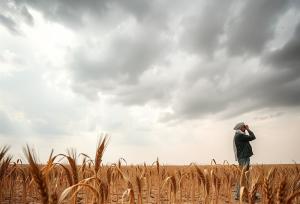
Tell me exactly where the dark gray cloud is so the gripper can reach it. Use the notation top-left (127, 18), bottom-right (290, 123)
top-left (16, 0), bottom-right (108, 28)
top-left (0, 14), bottom-right (20, 34)
top-left (179, 0), bottom-right (293, 57)
top-left (110, 76), bottom-right (174, 106)
top-left (73, 32), bottom-right (167, 84)
top-left (0, 1), bottom-right (34, 34)
top-left (20, 6), bottom-right (34, 26)
top-left (165, 62), bottom-right (300, 121)
top-left (70, 26), bottom-right (171, 103)
top-left (266, 22), bottom-right (300, 74)
top-left (113, 0), bottom-right (162, 22)
top-left (16, 0), bottom-right (169, 29)
top-left (164, 28), bottom-right (300, 121)
top-left (226, 0), bottom-right (289, 56)
top-left (180, 1), bottom-right (233, 56)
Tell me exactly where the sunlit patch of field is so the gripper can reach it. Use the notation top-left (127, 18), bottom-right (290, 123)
top-left (0, 137), bottom-right (299, 204)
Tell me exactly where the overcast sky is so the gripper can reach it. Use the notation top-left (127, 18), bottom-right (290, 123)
top-left (1, 0), bottom-right (300, 164)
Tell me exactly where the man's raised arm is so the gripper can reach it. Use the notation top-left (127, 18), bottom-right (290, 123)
top-left (238, 126), bottom-right (256, 142)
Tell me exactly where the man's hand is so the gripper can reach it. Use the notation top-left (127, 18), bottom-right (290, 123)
top-left (245, 125), bottom-right (250, 130)
top-left (245, 124), bottom-right (255, 139)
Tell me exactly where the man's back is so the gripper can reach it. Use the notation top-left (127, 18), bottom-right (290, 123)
top-left (234, 130), bottom-right (256, 159)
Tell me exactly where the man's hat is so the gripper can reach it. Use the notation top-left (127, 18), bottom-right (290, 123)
top-left (233, 122), bottom-right (245, 130)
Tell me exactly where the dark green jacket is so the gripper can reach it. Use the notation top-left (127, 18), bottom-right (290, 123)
top-left (234, 130), bottom-right (256, 159)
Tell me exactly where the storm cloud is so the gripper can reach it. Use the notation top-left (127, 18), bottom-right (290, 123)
top-left (2, 0), bottom-right (300, 120)
top-left (266, 22), bottom-right (300, 73)
top-left (180, 1), bottom-right (233, 56)
top-left (226, 0), bottom-right (290, 56)
top-left (0, 1), bottom-right (34, 34)
top-left (0, 14), bottom-right (20, 34)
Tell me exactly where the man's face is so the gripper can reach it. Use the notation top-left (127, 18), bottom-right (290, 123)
top-left (240, 125), bottom-right (246, 132)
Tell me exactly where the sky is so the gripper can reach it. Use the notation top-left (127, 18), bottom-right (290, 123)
top-left (0, 0), bottom-right (300, 165)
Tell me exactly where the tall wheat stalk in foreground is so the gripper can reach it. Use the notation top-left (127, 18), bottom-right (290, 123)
top-left (23, 145), bottom-right (50, 204)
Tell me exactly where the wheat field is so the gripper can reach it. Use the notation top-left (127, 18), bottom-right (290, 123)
top-left (0, 136), bottom-right (299, 204)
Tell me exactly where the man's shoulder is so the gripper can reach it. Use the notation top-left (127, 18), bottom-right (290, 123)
top-left (234, 132), bottom-right (247, 140)
top-left (235, 132), bottom-right (245, 137)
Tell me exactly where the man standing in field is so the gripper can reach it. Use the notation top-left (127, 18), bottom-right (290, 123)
top-left (233, 122), bottom-right (256, 200)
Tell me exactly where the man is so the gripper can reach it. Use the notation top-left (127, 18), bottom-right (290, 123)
top-left (233, 122), bottom-right (256, 200)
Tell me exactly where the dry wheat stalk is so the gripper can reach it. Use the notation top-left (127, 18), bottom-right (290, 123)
top-left (23, 145), bottom-right (49, 204)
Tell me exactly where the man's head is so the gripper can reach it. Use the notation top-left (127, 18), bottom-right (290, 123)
top-left (240, 125), bottom-right (246, 132)
top-left (234, 122), bottom-right (246, 132)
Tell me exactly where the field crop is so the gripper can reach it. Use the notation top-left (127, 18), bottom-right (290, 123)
top-left (0, 136), bottom-right (299, 204)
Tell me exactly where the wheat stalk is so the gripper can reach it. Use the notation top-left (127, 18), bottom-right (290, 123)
top-left (23, 145), bottom-right (49, 204)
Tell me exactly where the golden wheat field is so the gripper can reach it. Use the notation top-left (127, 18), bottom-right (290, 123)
top-left (0, 137), bottom-right (299, 204)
